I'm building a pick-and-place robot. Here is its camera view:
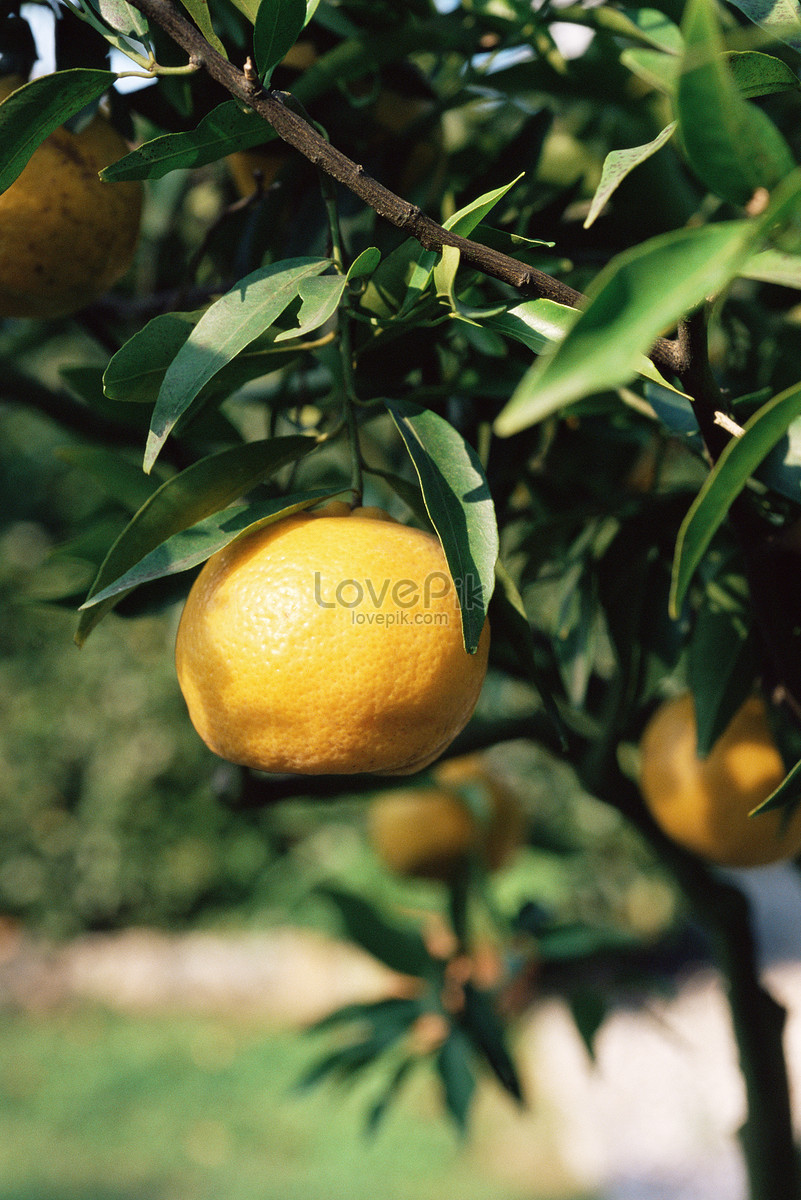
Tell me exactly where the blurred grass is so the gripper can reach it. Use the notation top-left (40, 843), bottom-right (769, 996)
top-left (0, 1004), bottom-right (589, 1200)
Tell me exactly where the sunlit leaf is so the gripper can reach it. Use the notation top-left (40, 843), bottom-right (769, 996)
top-left (386, 401), bottom-right (498, 652)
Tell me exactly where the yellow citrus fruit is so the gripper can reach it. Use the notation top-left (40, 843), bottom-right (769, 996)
top-left (639, 693), bottom-right (801, 867)
top-left (175, 503), bottom-right (490, 775)
top-left (368, 753), bottom-right (523, 880)
top-left (0, 76), bottom-right (143, 318)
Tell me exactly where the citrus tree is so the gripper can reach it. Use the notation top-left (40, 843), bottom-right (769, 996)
top-left (4, 0), bottom-right (801, 1194)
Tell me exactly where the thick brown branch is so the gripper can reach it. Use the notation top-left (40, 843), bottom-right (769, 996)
top-left (125, 0), bottom-right (687, 378)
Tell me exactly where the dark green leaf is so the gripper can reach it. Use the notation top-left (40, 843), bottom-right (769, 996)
top-left (79, 488), bottom-right (338, 608)
top-left (317, 887), bottom-right (431, 977)
top-left (76, 436), bottom-right (316, 642)
top-left (386, 401), bottom-right (498, 653)
top-left (569, 989), bottom-right (609, 1061)
top-left (254, 0), bottom-right (307, 81)
top-left (463, 984), bottom-right (522, 1101)
top-left (670, 381), bottom-right (801, 617)
top-left (365, 1058), bottom-right (417, 1134)
top-left (490, 561), bottom-right (568, 750)
top-left (614, 6), bottom-right (684, 52)
top-left (436, 1029), bottom-right (476, 1132)
top-left (689, 570), bottom-right (757, 755)
top-left (56, 447), bottom-right (162, 514)
top-left (308, 997), bottom-right (422, 1034)
top-left (584, 123), bottom-right (676, 230)
top-left (676, 0), bottom-right (794, 206)
top-left (0, 70), bottom-right (117, 193)
top-left (727, 51), bottom-right (800, 99)
top-left (144, 257), bottom-right (329, 471)
top-left (101, 101), bottom-right (271, 181)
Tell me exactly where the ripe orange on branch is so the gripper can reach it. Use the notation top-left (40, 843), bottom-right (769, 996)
top-left (639, 693), bottom-right (801, 867)
top-left (0, 76), bottom-right (142, 319)
top-left (175, 503), bottom-right (490, 776)
top-left (368, 753), bottom-right (524, 881)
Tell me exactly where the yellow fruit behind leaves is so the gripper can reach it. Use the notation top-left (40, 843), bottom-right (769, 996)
top-left (639, 693), bottom-right (801, 867)
top-left (175, 505), bottom-right (490, 776)
top-left (368, 753), bottom-right (524, 881)
top-left (0, 76), bottom-right (143, 318)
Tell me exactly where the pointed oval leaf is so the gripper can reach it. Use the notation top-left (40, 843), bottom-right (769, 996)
top-left (254, 0), bottom-right (308, 81)
top-left (317, 887), bottom-right (431, 977)
top-left (178, 0), bottom-right (227, 58)
top-left (144, 257), bottom-right (329, 471)
top-left (80, 487), bottom-right (339, 607)
top-left (76, 435), bottom-right (316, 642)
top-left (104, 311), bottom-right (197, 402)
top-left (101, 101), bottom-right (271, 182)
top-left (670, 381), bottom-right (801, 617)
top-left (751, 760), bottom-right (801, 816)
top-left (386, 400), bottom-right (498, 653)
top-left (727, 51), bottom-right (800, 99)
top-left (90, 0), bottom-right (150, 37)
top-left (437, 1029), bottom-right (476, 1133)
top-left (677, 0), bottom-right (794, 206)
top-left (0, 70), bottom-right (117, 193)
top-left (584, 123), bottom-right (676, 229)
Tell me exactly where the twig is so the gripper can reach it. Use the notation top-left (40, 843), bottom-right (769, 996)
top-left (122, 0), bottom-right (688, 380)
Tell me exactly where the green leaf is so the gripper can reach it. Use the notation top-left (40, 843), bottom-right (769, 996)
top-left (621, 47), bottom-right (679, 93)
top-left (494, 225), bottom-right (750, 434)
top-left (727, 0), bottom-right (801, 53)
top-left (178, 0), bottom-right (227, 58)
top-left (104, 311), bottom-right (302, 406)
top-left (274, 274), bottom-right (348, 341)
top-left (317, 887), bottom-right (431, 977)
top-left (495, 170), bottom-right (801, 436)
top-left (0, 70), bottom-right (117, 193)
top-left (751, 759), bottom-right (801, 815)
top-left (365, 1058), bottom-right (417, 1135)
top-left (437, 1029), bottom-right (476, 1133)
top-left (79, 487), bottom-right (338, 608)
top-left (584, 123), bottom-right (676, 230)
top-left (226, 0), bottom-right (260, 21)
top-left (75, 436), bottom-right (316, 642)
top-left (254, 0), bottom-right (307, 81)
top-left (670, 380), bottom-right (801, 617)
top-left (617, 6), bottom-right (684, 52)
top-left (385, 401), bottom-right (498, 653)
top-left (144, 257), bottom-right (329, 471)
top-left (569, 989), bottom-right (608, 1061)
top-left (347, 247), bottom-right (381, 282)
top-left (727, 51), bottom-right (800, 99)
top-left (490, 561), bottom-right (569, 749)
top-left (104, 312), bottom-right (197, 402)
top-left (57, 447), bottom-right (162, 514)
top-left (741, 248), bottom-right (801, 288)
top-left (90, 0), bottom-right (150, 37)
top-left (676, 0), bottom-right (794, 206)
top-left (101, 101), bottom-right (271, 182)
top-left (689, 570), bottom-right (757, 755)
top-left (463, 984), bottom-right (522, 1101)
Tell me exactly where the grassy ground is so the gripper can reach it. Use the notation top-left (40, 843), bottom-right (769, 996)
top-left (0, 1003), bottom-right (590, 1200)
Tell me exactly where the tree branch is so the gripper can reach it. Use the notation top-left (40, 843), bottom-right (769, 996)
top-left (123, 0), bottom-right (688, 379)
